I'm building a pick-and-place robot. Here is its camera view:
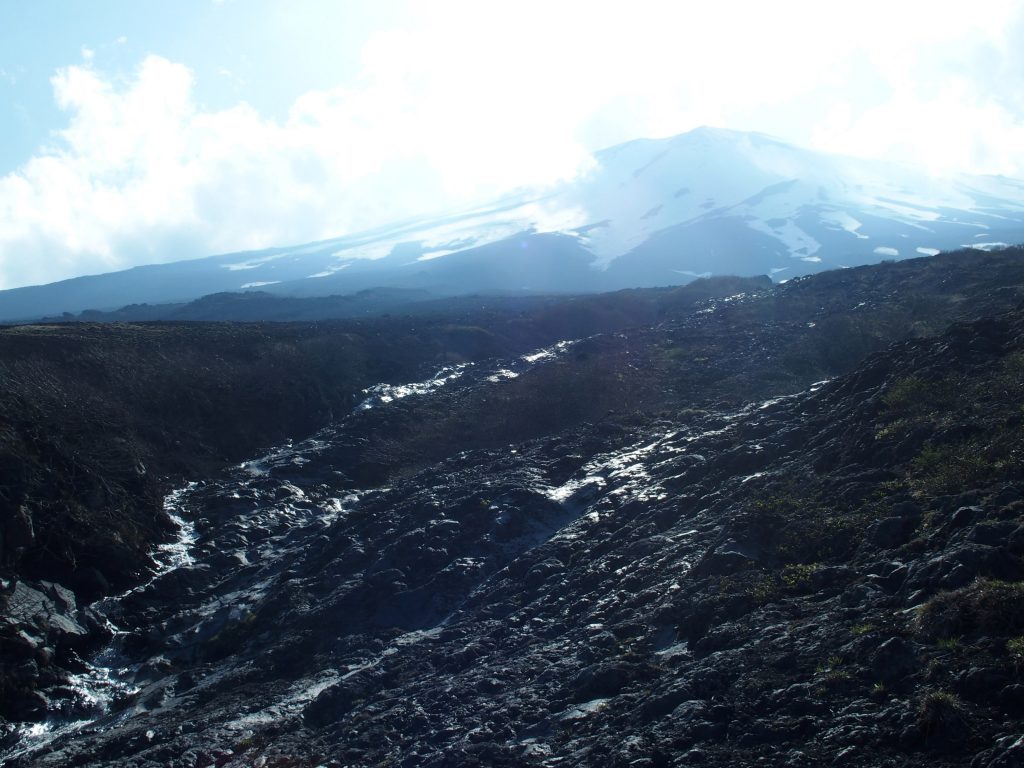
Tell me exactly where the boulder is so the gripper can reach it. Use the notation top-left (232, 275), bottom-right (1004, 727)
top-left (870, 637), bottom-right (919, 682)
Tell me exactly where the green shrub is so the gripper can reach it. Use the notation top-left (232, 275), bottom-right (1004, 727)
top-left (1007, 636), bottom-right (1024, 665)
top-left (910, 443), bottom-right (990, 494)
top-left (881, 376), bottom-right (956, 413)
top-left (917, 578), bottom-right (1024, 639)
top-left (882, 376), bottom-right (930, 409)
top-left (814, 655), bottom-right (852, 686)
top-left (781, 562), bottom-right (822, 591)
top-left (916, 690), bottom-right (967, 741)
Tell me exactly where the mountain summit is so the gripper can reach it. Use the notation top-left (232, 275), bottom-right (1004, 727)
top-left (581, 126), bottom-right (1024, 279)
top-left (3, 127), bottom-right (1024, 321)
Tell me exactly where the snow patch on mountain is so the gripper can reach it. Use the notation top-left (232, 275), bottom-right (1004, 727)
top-left (2, 126), bottom-right (1023, 322)
top-left (820, 211), bottom-right (869, 239)
top-left (966, 242), bottom-right (1012, 252)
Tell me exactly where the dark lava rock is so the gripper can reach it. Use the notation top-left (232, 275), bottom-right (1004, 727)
top-left (871, 637), bottom-right (919, 682)
top-left (868, 517), bottom-right (916, 549)
top-left (304, 681), bottom-right (365, 728)
top-left (570, 662), bottom-right (640, 701)
top-left (972, 734), bottom-right (1024, 768)
top-left (8, 249), bottom-right (1024, 767)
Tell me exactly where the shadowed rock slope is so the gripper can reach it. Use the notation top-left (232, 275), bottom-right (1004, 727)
top-left (3, 248), bottom-right (1024, 765)
top-left (0, 274), bottom-right (777, 601)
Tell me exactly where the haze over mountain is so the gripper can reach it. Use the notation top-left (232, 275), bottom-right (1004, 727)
top-left (2, 127), bottom-right (1024, 322)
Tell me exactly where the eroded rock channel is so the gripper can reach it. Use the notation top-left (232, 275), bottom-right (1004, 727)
top-left (5, 252), bottom-right (1024, 767)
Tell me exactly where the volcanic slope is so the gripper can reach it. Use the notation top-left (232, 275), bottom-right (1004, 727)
top-left (4, 249), bottom-right (1024, 766)
top-left (4, 126), bottom-right (1024, 323)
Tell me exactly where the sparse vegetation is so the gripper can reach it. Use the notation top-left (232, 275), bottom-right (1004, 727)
top-left (917, 579), bottom-right (1024, 639)
top-left (1007, 636), bottom-right (1024, 668)
top-left (781, 562), bottom-right (822, 590)
top-left (910, 442), bottom-right (992, 495)
top-left (916, 690), bottom-right (968, 741)
top-left (750, 490), bottom-right (878, 565)
top-left (814, 655), bottom-right (852, 686)
top-left (882, 375), bottom-right (955, 412)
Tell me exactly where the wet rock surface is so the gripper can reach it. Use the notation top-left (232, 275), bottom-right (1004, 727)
top-left (4, 249), bottom-right (1024, 765)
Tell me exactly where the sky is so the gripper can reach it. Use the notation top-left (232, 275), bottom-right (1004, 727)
top-left (1, 0), bottom-right (1023, 290)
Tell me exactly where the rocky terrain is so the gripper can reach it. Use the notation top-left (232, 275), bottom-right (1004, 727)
top-left (3, 247), bottom-right (1024, 766)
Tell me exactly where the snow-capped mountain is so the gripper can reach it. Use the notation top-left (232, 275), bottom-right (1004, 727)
top-left (576, 127), bottom-right (1024, 282)
top-left (3, 126), bottom-right (1024, 321)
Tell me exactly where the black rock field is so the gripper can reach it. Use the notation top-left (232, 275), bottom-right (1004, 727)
top-left (4, 248), bottom-right (1024, 766)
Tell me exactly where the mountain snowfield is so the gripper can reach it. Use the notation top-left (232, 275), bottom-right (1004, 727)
top-left (577, 127), bottom-right (1024, 271)
top-left (2, 126), bottom-right (1024, 320)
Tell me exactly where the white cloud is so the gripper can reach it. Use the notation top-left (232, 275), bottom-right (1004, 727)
top-left (805, 3), bottom-right (1024, 175)
top-left (811, 78), bottom-right (1024, 176)
top-left (1, 0), bottom-right (1023, 289)
top-left (0, 53), bottom-right (592, 289)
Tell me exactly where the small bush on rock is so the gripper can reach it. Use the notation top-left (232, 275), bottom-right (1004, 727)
top-left (1006, 636), bottom-right (1024, 667)
top-left (916, 690), bottom-right (968, 743)
top-left (917, 578), bottom-right (1024, 639)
